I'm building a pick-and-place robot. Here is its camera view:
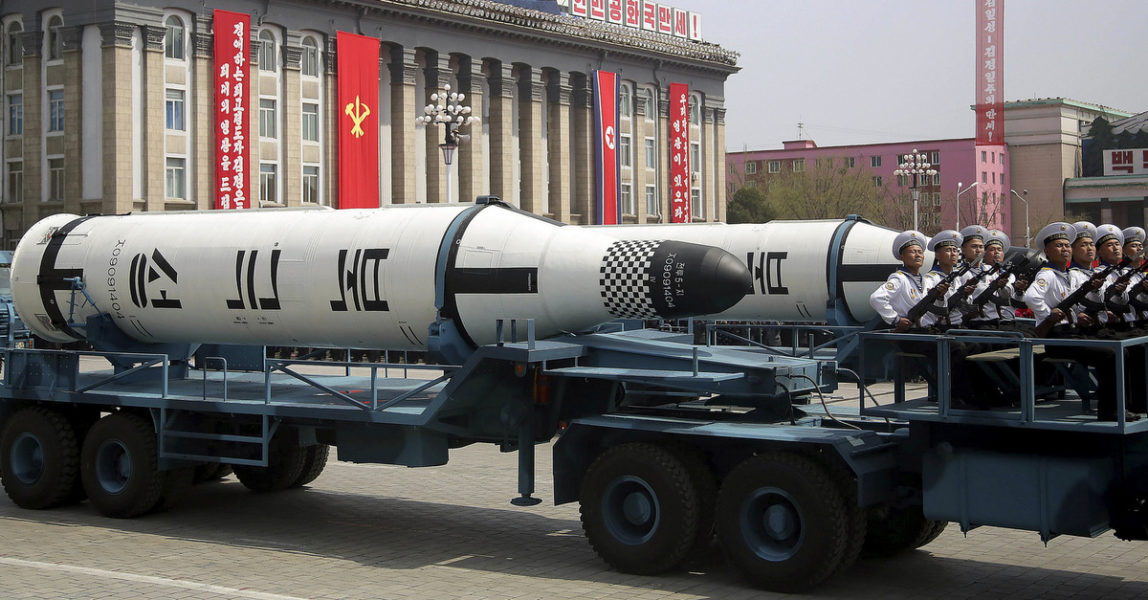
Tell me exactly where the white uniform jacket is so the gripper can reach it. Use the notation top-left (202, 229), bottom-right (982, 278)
top-left (1023, 264), bottom-right (1076, 324)
top-left (869, 269), bottom-right (940, 328)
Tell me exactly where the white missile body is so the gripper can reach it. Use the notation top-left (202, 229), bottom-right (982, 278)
top-left (12, 203), bottom-right (750, 352)
top-left (587, 219), bottom-right (932, 325)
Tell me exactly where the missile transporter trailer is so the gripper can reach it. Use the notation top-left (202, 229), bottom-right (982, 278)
top-left (4, 205), bottom-right (1148, 592)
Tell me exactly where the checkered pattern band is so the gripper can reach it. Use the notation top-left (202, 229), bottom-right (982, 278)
top-left (600, 240), bottom-right (661, 318)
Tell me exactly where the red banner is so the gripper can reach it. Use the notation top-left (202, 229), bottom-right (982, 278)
top-left (592, 71), bottom-right (619, 225)
top-left (669, 82), bottom-right (690, 223)
top-left (213, 10), bottom-right (250, 210)
top-left (336, 32), bottom-right (380, 209)
top-left (976, 0), bottom-right (1003, 144)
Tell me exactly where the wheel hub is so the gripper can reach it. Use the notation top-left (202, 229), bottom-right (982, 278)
top-left (94, 440), bottom-right (132, 494)
top-left (741, 486), bottom-right (805, 561)
top-left (10, 432), bottom-right (44, 485)
top-left (602, 475), bottom-right (660, 545)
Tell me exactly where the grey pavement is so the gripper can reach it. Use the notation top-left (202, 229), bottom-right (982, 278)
top-left (3, 437), bottom-right (1148, 600)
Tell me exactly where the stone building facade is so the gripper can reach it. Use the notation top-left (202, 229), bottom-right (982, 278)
top-left (0, 0), bottom-right (737, 248)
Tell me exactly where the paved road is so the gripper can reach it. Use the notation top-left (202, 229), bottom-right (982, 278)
top-left (3, 440), bottom-right (1148, 600)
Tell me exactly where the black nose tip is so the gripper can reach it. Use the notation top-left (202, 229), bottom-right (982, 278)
top-left (643, 241), bottom-right (751, 318)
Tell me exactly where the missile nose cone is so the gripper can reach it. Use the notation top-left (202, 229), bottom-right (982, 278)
top-left (600, 240), bottom-right (751, 320)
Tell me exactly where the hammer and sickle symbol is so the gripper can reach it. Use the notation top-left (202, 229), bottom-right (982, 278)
top-left (345, 95), bottom-right (371, 138)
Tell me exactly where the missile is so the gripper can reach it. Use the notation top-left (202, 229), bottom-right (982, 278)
top-left (11, 202), bottom-right (751, 358)
top-left (585, 218), bottom-right (922, 325)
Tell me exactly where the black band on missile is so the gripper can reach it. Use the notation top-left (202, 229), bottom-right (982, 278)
top-left (836, 263), bottom-right (904, 282)
top-left (439, 205), bottom-right (488, 350)
top-left (36, 216), bottom-right (95, 340)
top-left (450, 267), bottom-right (539, 294)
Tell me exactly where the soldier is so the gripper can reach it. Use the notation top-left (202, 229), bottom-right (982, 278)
top-left (926, 230), bottom-right (968, 328)
top-left (1071, 221), bottom-right (1097, 274)
top-left (1091, 224), bottom-right (1147, 414)
top-left (1119, 227), bottom-right (1148, 326)
top-left (1024, 221), bottom-right (1133, 421)
top-left (967, 229), bottom-right (1019, 326)
top-left (869, 230), bottom-right (944, 332)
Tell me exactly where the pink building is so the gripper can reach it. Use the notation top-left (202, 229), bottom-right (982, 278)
top-left (727, 139), bottom-right (1010, 238)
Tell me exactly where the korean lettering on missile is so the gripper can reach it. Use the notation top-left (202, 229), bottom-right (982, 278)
top-left (214, 10), bottom-right (250, 210)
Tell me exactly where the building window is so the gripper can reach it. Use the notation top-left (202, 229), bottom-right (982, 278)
top-left (991, 151), bottom-right (996, 164)
top-left (688, 98), bottom-right (700, 126)
top-left (690, 143), bottom-right (700, 174)
top-left (6, 21), bottom-right (21, 66)
top-left (816, 158), bottom-right (832, 169)
top-left (621, 184), bottom-right (634, 215)
top-left (46, 15), bottom-right (63, 61)
top-left (259, 99), bottom-right (276, 138)
top-left (7, 94), bottom-right (21, 135)
top-left (870, 155), bottom-right (882, 168)
top-left (301, 37), bottom-right (319, 77)
top-left (164, 16), bottom-right (184, 60)
top-left (258, 30), bottom-right (276, 72)
top-left (873, 176), bottom-right (882, 188)
top-left (303, 165), bottom-right (320, 204)
top-left (768, 160), bottom-right (780, 173)
top-left (992, 172), bottom-right (996, 184)
top-left (642, 89), bottom-right (655, 120)
top-left (644, 138), bottom-right (655, 169)
top-left (260, 163), bottom-right (277, 203)
top-left (646, 185), bottom-right (658, 216)
top-left (933, 192), bottom-right (942, 206)
top-left (792, 158), bottom-right (805, 173)
top-left (619, 84), bottom-right (631, 119)
top-left (48, 90), bottom-right (64, 132)
top-left (897, 174), bottom-right (908, 186)
top-left (690, 188), bottom-right (702, 219)
top-left (933, 173), bottom-right (941, 186)
top-left (930, 151), bottom-right (940, 164)
top-left (620, 134), bottom-right (631, 168)
top-left (981, 171), bottom-right (987, 184)
top-left (843, 156), bottom-right (855, 168)
top-left (745, 161), bottom-right (757, 175)
top-left (165, 157), bottom-right (186, 199)
top-left (5, 161), bottom-right (21, 203)
top-left (981, 150), bottom-right (987, 162)
top-left (48, 158), bottom-right (64, 201)
top-left (165, 89), bottom-right (185, 131)
top-left (301, 102), bottom-right (319, 142)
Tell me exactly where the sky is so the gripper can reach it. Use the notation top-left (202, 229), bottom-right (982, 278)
top-left (665, 0), bottom-right (1148, 151)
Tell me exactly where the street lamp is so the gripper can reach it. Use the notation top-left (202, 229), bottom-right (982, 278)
top-left (414, 83), bottom-right (479, 203)
top-left (956, 181), bottom-right (979, 230)
top-left (1011, 188), bottom-right (1030, 248)
top-left (893, 149), bottom-right (937, 231)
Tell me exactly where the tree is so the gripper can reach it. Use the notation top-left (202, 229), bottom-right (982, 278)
top-left (727, 185), bottom-right (776, 224)
top-left (761, 161), bottom-right (886, 221)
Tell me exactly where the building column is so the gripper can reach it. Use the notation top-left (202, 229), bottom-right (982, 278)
top-left (714, 107), bottom-right (727, 222)
top-left (61, 26), bottom-right (83, 216)
top-left (19, 30), bottom-right (42, 230)
top-left (389, 46), bottom-right (417, 204)
top-left (100, 22), bottom-right (134, 215)
top-left (423, 51), bottom-right (451, 204)
top-left (701, 103), bottom-right (716, 222)
top-left (570, 73), bottom-right (593, 224)
top-left (657, 89), bottom-right (670, 221)
top-left (457, 57), bottom-right (485, 204)
top-left (193, 31), bottom-right (213, 210)
top-left (631, 89), bottom-right (648, 223)
top-left (486, 60), bottom-right (515, 204)
top-left (143, 25), bottom-right (165, 212)
top-left (546, 71), bottom-right (571, 223)
top-left (324, 36), bottom-right (338, 206)
top-left (517, 65), bottom-right (544, 215)
top-left (282, 43), bottom-right (303, 207)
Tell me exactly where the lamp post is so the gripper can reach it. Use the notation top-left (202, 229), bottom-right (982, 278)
top-left (415, 83), bottom-right (479, 203)
top-left (893, 149), bottom-right (937, 231)
top-left (956, 181), bottom-right (979, 230)
top-left (1011, 188), bottom-right (1030, 248)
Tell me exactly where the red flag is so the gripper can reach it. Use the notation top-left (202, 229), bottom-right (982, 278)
top-left (592, 71), bottom-right (619, 225)
top-left (337, 32), bottom-right (380, 209)
top-left (975, 0), bottom-right (1003, 144)
top-left (213, 10), bottom-right (250, 210)
top-left (669, 82), bottom-right (690, 223)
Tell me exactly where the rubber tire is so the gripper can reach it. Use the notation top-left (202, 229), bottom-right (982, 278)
top-left (290, 444), bottom-right (330, 488)
top-left (192, 463), bottom-right (233, 484)
top-left (232, 429), bottom-right (307, 492)
top-left (861, 504), bottom-right (943, 557)
top-left (822, 457), bottom-right (867, 576)
top-left (63, 408), bottom-right (101, 503)
top-left (80, 412), bottom-right (164, 518)
top-left (716, 452), bottom-right (848, 593)
top-left (671, 446), bottom-right (719, 570)
top-left (0, 406), bottom-right (81, 509)
top-left (579, 442), bottom-right (701, 575)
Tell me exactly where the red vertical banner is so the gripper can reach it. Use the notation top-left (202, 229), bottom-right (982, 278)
top-left (337, 32), bottom-right (380, 209)
top-left (976, 0), bottom-right (1003, 144)
top-left (213, 10), bottom-right (250, 210)
top-left (669, 83), bottom-right (690, 223)
top-left (592, 71), bottom-right (619, 225)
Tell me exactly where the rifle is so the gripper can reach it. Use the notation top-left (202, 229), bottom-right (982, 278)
top-left (1033, 257), bottom-right (1131, 337)
top-left (964, 249), bottom-right (1044, 318)
top-left (900, 262), bottom-right (975, 331)
top-left (950, 263), bottom-right (1001, 319)
top-left (1107, 259), bottom-right (1148, 315)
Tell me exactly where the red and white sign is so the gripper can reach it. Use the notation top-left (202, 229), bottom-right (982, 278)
top-left (571, 0), bottom-right (588, 17)
top-left (669, 82), bottom-right (690, 223)
top-left (336, 31), bottom-right (381, 209)
top-left (590, 0), bottom-right (606, 20)
top-left (624, 0), bottom-right (641, 28)
top-left (607, 0), bottom-right (624, 24)
top-left (1103, 148), bottom-right (1148, 176)
top-left (569, 0), bottom-right (701, 40)
top-left (657, 5), bottom-right (673, 34)
top-left (593, 71), bottom-right (620, 225)
top-left (213, 10), bottom-right (250, 210)
top-left (975, 0), bottom-right (1003, 144)
top-left (641, 1), bottom-right (657, 31)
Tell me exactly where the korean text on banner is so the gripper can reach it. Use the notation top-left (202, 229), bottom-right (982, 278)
top-left (337, 31), bottom-right (381, 209)
top-left (975, 0), bottom-right (1003, 144)
top-left (669, 82), bottom-right (690, 223)
top-left (593, 71), bottom-right (620, 225)
top-left (213, 10), bottom-right (250, 210)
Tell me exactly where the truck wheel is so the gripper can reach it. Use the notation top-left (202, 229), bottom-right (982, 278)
top-left (861, 504), bottom-right (944, 557)
top-left (671, 446), bottom-right (719, 569)
top-left (0, 406), bottom-right (80, 509)
top-left (154, 467), bottom-right (194, 511)
top-left (822, 457), bottom-right (867, 575)
top-left (232, 430), bottom-right (306, 492)
top-left (579, 442), bottom-right (701, 575)
top-left (64, 408), bottom-right (101, 502)
top-left (290, 444), bottom-right (330, 488)
top-left (80, 412), bottom-right (164, 518)
top-left (716, 452), bottom-right (848, 593)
